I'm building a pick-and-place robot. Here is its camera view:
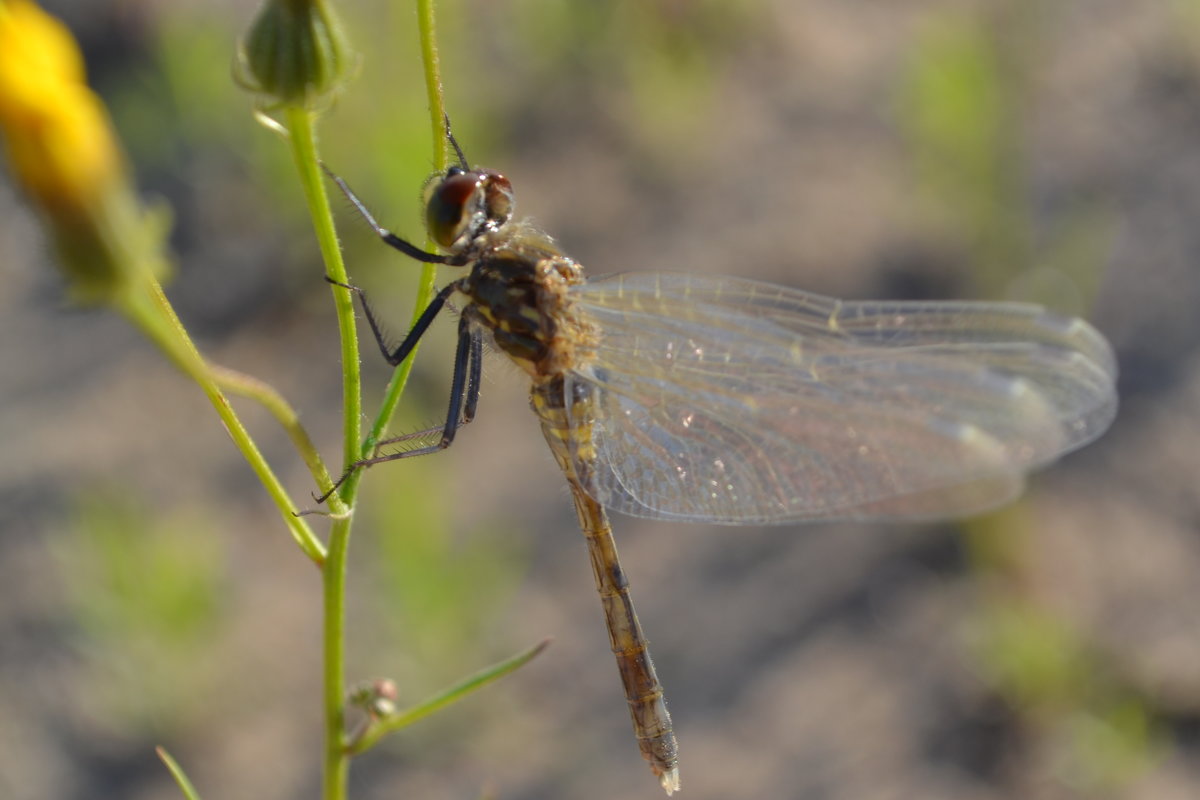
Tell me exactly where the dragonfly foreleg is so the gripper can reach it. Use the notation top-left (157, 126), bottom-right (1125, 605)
top-left (322, 164), bottom-right (462, 266)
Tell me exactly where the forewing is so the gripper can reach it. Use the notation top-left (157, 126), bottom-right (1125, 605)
top-left (564, 272), bottom-right (1117, 524)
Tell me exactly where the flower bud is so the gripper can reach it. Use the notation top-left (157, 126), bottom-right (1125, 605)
top-left (238, 0), bottom-right (352, 107)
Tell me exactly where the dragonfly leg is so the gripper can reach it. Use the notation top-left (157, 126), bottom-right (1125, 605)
top-left (373, 329), bottom-right (480, 449)
top-left (314, 314), bottom-right (479, 504)
top-left (322, 164), bottom-right (465, 265)
top-left (327, 277), bottom-right (461, 368)
top-left (373, 327), bottom-right (482, 445)
top-left (463, 327), bottom-right (483, 423)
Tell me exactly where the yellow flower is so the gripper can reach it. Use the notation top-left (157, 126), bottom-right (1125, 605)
top-left (0, 0), bottom-right (167, 302)
top-left (0, 0), bottom-right (122, 216)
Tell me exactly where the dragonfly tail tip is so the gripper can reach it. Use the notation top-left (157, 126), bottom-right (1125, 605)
top-left (658, 767), bottom-right (681, 795)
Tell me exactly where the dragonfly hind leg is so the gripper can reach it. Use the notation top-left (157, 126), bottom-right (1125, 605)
top-left (363, 316), bottom-right (483, 457)
top-left (314, 314), bottom-right (483, 504)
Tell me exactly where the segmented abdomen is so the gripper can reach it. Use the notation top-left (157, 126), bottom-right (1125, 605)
top-left (531, 378), bottom-right (680, 794)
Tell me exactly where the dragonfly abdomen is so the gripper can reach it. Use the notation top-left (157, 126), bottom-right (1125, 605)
top-left (573, 486), bottom-right (680, 794)
top-left (533, 378), bottom-right (680, 793)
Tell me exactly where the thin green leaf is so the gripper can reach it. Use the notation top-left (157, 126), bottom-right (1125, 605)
top-left (155, 746), bottom-right (203, 800)
top-left (347, 638), bottom-right (552, 756)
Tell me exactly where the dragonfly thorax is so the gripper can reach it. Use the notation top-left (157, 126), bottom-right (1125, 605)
top-left (459, 233), bottom-right (596, 380)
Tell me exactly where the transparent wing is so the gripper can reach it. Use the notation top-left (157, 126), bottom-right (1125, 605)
top-left (563, 272), bottom-right (1117, 524)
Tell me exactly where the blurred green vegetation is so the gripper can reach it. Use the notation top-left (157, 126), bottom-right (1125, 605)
top-left (358, 435), bottom-right (527, 677)
top-left (900, 9), bottom-right (1110, 313)
top-left (899, 9), bottom-right (1150, 791)
top-left (54, 489), bottom-right (226, 735)
top-left (505, 0), bottom-right (757, 153)
top-left (902, 14), bottom-right (1021, 287)
top-left (969, 595), bottom-right (1158, 789)
top-left (1175, 0), bottom-right (1200, 45)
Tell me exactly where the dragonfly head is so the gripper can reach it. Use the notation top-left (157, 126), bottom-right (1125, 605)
top-left (425, 166), bottom-right (514, 251)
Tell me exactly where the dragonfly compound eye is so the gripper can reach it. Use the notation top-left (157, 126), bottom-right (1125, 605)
top-left (479, 170), bottom-right (514, 228)
top-left (426, 170), bottom-right (487, 249)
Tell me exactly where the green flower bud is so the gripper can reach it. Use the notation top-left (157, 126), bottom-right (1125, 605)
top-left (237, 0), bottom-right (352, 107)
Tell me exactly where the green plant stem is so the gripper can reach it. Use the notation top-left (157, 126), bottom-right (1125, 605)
top-left (210, 364), bottom-right (334, 493)
top-left (285, 4), bottom-right (452, 797)
top-left (284, 105), bottom-right (361, 507)
top-left (118, 281), bottom-right (326, 563)
top-left (322, 513), bottom-right (351, 800)
top-left (357, 0), bottom-right (446, 461)
top-left (279, 104), bottom-right (357, 800)
top-left (347, 638), bottom-right (551, 756)
top-left (417, 0), bottom-right (447, 168)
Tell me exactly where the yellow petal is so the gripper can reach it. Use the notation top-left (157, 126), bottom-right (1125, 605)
top-left (0, 0), bottom-right (121, 214)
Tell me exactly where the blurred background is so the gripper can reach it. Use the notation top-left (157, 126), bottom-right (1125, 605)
top-left (1, 0), bottom-right (1196, 798)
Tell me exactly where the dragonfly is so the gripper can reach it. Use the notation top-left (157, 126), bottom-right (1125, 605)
top-left (321, 128), bottom-right (1118, 795)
